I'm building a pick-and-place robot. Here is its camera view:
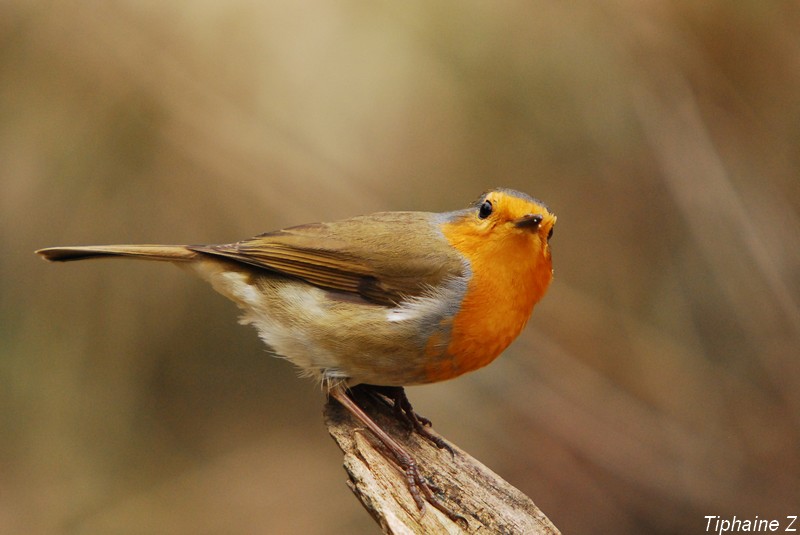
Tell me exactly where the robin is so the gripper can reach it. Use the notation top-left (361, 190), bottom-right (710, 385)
top-left (36, 187), bottom-right (556, 519)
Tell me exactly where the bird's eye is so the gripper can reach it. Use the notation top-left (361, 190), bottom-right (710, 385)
top-left (478, 200), bottom-right (493, 219)
top-left (547, 227), bottom-right (554, 241)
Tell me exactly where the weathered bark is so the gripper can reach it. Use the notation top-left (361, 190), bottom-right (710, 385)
top-left (324, 391), bottom-right (561, 534)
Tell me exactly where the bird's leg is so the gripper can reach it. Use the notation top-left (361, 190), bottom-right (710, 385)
top-left (363, 384), bottom-right (433, 426)
top-left (329, 385), bottom-right (462, 522)
top-left (359, 385), bottom-right (453, 455)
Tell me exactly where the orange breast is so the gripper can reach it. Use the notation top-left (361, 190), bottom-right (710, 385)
top-left (423, 221), bottom-right (553, 382)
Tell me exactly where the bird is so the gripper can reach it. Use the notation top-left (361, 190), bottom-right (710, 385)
top-left (36, 187), bottom-right (556, 519)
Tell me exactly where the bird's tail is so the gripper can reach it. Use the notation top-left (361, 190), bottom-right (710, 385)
top-left (36, 244), bottom-right (199, 263)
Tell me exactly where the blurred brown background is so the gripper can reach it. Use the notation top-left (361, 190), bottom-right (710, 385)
top-left (3, 1), bottom-right (799, 533)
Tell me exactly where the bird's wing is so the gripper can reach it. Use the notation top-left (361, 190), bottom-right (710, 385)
top-left (189, 212), bottom-right (466, 306)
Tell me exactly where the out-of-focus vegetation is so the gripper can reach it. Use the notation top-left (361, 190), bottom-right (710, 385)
top-left (2, 2), bottom-right (798, 533)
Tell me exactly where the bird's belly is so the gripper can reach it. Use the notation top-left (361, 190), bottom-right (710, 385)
top-left (197, 261), bottom-right (470, 387)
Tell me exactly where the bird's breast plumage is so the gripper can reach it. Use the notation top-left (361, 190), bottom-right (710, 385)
top-left (419, 215), bottom-right (554, 383)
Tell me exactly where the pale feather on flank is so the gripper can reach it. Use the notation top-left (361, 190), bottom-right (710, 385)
top-left (191, 260), bottom-right (335, 384)
top-left (385, 273), bottom-right (469, 324)
top-left (386, 308), bottom-right (419, 322)
top-left (278, 285), bottom-right (325, 318)
top-left (385, 297), bottom-right (437, 323)
top-left (189, 259), bottom-right (255, 307)
top-left (220, 271), bottom-right (261, 307)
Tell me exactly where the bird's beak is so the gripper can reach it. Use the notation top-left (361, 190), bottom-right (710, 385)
top-left (514, 214), bottom-right (544, 229)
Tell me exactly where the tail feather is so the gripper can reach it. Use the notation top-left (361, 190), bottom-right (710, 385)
top-left (36, 245), bottom-right (198, 263)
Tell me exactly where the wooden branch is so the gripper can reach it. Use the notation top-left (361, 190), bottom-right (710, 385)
top-left (324, 391), bottom-right (561, 534)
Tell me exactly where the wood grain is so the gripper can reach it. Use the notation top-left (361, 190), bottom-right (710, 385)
top-left (324, 391), bottom-right (560, 534)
